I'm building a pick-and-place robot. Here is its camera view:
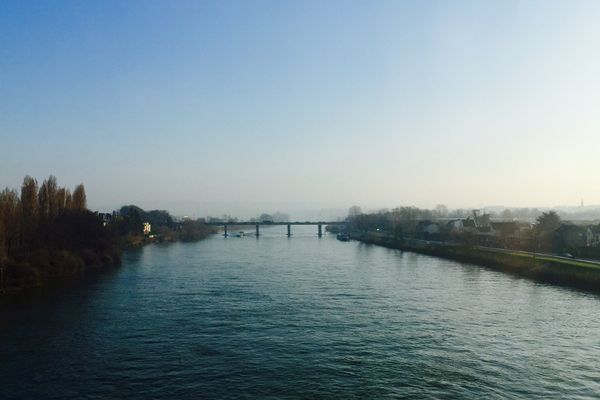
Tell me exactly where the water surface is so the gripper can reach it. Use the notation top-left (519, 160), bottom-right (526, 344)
top-left (2, 226), bottom-right (599, 399)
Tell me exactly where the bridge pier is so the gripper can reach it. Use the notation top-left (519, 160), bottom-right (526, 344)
top-left (206, 221), bottom-right (340, 238)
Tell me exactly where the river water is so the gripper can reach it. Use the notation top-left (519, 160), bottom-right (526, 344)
top-left (1, 226), bottom-right (599, 399)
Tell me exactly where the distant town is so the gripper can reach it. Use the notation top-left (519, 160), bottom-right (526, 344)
top-left (96, 204), bottom-right (600, 260)
top-left (333, 206), bottom-right (600, 260)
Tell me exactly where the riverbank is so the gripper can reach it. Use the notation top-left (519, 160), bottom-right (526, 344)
top-left (351, 232), bottom-right (600, 293)
top-left (0, 248), bottom-right (121, 293)
top-left (2, 228), bottom-right (216, 293)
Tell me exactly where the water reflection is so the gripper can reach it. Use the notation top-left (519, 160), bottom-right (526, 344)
top-left (1, 230), bottom-right (600, 399)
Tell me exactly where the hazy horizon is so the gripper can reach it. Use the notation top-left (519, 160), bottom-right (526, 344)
top-left (94, 200), bottom-right (600, 222)
top-left (2, 1), bottom-right (600, 215)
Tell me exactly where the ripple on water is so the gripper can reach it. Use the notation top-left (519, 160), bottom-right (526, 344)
top-left (1, 233), bottom-right (600, 399)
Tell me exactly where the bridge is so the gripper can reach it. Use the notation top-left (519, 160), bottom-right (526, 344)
top-left (206, 221), bottom-right (344, 238)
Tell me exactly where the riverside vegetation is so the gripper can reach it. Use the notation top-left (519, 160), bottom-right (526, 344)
top-left (116, 205), bottom-right (214, 247)
top-left (0, 176), bottom-right (213, 291)
top-left (331, 206), bottom-right (600, 292)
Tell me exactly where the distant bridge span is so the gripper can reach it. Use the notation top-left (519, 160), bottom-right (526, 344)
top-left (205, 221), bottom-right (344, 238)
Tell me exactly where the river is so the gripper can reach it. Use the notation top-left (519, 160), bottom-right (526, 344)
top-left (1, 226), bottom-right (599, 399)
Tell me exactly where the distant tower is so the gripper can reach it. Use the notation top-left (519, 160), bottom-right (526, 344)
top-left (581, 199), bottom-right (584, 207)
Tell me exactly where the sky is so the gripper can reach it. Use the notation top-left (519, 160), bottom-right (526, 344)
top-left (1, 0), bottom-right (600, 218)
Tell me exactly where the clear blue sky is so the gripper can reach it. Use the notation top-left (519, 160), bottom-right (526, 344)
top-left (1, 1), bottom-right (599, 217)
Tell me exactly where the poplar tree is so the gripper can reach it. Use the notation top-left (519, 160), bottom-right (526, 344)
top-left (46, 175), bottom-right (58, 218)
top-left (0, 189), bottom-right (20, 258)
top-left (20, 176), bottom-right (38, 247)
top-left (0, 203), bottom-right (5, 263)
top-left (56, 187), bottom-right (67, 212)
top-left (65, 189), bottom-right (72, 210)
top-left (38, 178), bottom-right (50, 221)
top-left (72, 184), bottom-right (87, 211)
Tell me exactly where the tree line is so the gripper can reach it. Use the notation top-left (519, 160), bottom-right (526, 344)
top-left (342, 205), bottom-right (600, 257)
top-left (0, 175), bottom-right (218, 290)
top-left (115, 204), bottom-right (213, 244)
top-left (0, 175), bottom-right (120, 289)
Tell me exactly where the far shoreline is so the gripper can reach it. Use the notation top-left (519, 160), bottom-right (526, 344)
top-left (348, 231), bottom-right (600, 294)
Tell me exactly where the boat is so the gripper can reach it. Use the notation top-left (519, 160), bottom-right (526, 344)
top-left (235, 231), bottom-right (245, 237)
top-left (336, 233), bottom-right (350, 241)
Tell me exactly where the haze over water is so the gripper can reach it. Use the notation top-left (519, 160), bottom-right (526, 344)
top-left (2, 227), bottom-right (599, 399)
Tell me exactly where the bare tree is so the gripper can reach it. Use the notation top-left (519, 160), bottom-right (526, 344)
top-left (56, 187), bottom-right (67, 211)
top-left (20, 176), bottom-right (38, 247)
top-left (38, 175), bottom-right (59, 219)
top-left (72, 184), bottom-right (87, 211)
top-left (0, 189), bottom-right (20, 258)
top-left (65, 189), bottom-right (72, 210)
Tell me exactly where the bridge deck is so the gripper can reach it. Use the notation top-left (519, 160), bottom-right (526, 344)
top-left (206, 221), bottom-right (343, 226)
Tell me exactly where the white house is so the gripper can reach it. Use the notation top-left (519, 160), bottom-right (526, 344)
top-left (586, 225), bottom-right (600, 247)
top-left (423, 223), bottom-right (441, 235)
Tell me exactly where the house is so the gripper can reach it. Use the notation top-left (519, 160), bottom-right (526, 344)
top-left (96, 212), bottom-right (113, 227)
top-left (485, 221), bottom-right (532, 249)
top-left (143, 222), bottom-right (151, 235)
top-left (416, 221), bottom-right (441, 239)
top-left (475, 225), bottom-right (498, 246)
top-left (489, 221), bottom-right (519, 238)
top-left (423, 222), bottom-right (441, 235)
top-left (586, 225), bottom-right (600, 247)
top-left (555, 224), bottom-right (586, 249)
top-left (509, 223), bottom-right (533, 246)
top-left (447, 219), bottom-right (463, 234)
top-left (447, 218), bottom-right (477, 235)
